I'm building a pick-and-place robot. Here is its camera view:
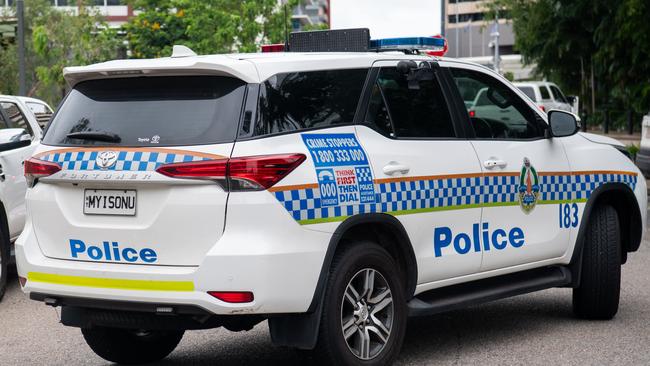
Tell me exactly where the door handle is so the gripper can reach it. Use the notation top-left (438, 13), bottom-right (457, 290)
top-left (383, 162), bottom-right (410, 176)
top-left (483, 159), bottom-right (507, 169)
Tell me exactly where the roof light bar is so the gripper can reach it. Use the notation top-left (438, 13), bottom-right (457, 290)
top-left (369, 36), bottom-right (447, 56)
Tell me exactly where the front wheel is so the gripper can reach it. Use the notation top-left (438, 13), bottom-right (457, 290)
top-left (81, 327), bottom-right (184, 364)
top-left (573, 204), bottom-right (621, 319)
top-left (315, 242), bottom-right (407, 365)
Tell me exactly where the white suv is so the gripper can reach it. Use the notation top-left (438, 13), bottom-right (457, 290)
top-left (514, 81), bottom-right (574, 113)
top-left (16, 36), bottom-right (646, 365)
top-left (0, 95), bottom-right (42, 300)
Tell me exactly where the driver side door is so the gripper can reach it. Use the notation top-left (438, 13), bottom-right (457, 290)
top-left (448, 66), bottom-right (572, 272)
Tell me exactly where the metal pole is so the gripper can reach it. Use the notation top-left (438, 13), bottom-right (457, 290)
top-left (455, 2), bottom-right (459, 57)
top-left (468, 19), bottom-right (472, 57)
top-left (492, 13), bottom-right (500, 73)
top-left (17, 0), bottom-right (26, 96)
top-left (440, 0), bottom-right (446, 37)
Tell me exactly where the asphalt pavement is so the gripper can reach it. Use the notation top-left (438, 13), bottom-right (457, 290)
top-left (2, 222), bottom-right (649, 365)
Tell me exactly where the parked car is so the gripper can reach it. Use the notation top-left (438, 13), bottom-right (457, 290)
top-left (16, 96), bottom-right (53, 129)
top-left (513, 81), bottom-right (574, 113)
top-left (635, 112), bottom-right (650, 177)
top-left (0, 95), bottom-right (43, 300)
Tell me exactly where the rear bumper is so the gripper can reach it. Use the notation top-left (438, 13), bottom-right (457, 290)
top-left (16, 216), bottom-right (331, 315)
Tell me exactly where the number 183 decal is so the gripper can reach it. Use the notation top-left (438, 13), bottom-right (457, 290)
top-left (559, 203), bottom-right (579, 228)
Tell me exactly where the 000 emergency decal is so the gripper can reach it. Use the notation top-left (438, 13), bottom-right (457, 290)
top-left (302, 133), bottom-right (376, 207)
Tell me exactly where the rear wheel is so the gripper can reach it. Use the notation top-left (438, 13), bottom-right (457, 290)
top-left (81, 327), bottom-right (184, 364)
top-left (573, 204), bottom-right (621, 319)
top-left (314, 241), bottom-right (407, 365)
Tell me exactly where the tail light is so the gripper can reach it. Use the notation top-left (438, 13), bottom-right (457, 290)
top-left (208, 291), bottom-right (254, 303)
top-left (156, 153), bottom-right (305, 191)
top-left (538, 104), bottom-right (546, 112)
top-left (24, 158), bottom-right (62, 187)
top-left (469, 110), bottom-right (476, 118)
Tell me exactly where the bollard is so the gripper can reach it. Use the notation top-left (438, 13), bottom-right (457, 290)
top-left (604, 110), bottom-right (609, 134)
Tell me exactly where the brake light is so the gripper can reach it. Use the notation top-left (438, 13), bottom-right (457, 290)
top-left (24, 158), bottom-right (61, 187)
top-left (261, 43), bottom-right (285, 52)
top-left (208, 291), bottom-right (254, 303)
top-left (469, 110), bottom-right (476, 118)
top-left (538, 104), bottom-right (546, 112)
top-left (156, 153), bottom-right (305, 191)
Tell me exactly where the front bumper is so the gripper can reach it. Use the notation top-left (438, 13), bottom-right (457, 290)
top-left (16, 218), bottom-right (331, 315)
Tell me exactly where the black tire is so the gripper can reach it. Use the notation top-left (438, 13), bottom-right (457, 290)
top-left (573, 204), bottom-right (621, 320)
top-left (314, 241), bottom-right (407, 366)
top-left (0, 226), bottom-right (8, 302)
top-left (81, 327), bottom-right (184, 364)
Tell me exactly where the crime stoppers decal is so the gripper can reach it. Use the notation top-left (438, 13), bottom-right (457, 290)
top-left (302, 133), bottom-right (376, 207)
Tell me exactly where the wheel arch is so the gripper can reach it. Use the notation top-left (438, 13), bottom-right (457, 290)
top-left (570, 182), bottom-right (642, 275)
top-left (268, 213), bottom-right (418, 350)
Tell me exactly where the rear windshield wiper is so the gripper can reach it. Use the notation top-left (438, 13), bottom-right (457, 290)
top-left (66, 131), bottom-right (121, 143)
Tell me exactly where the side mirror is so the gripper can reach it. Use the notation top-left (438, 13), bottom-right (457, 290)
top-left (0, 128), bottom-right (32, 152)
top-left (548, 110), bottom-right (580, 137)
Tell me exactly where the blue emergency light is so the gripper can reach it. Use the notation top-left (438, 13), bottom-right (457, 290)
top-left (369, 36), bottom-right (445, 50)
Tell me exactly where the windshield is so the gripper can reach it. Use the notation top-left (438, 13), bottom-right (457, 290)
top-left (43, 76), bottom-right (246, 147)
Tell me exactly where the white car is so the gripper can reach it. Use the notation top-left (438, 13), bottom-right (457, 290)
top-left (16, 96), bottom-right (54, 129)
top-left (0, 95), bottom-right (43, 300)
top-left (514, 81), bottom-right (574, 113)
top-left (16, 33), bottom-right (646, 365)
top-left (635, 112), bottom-right (650, 177)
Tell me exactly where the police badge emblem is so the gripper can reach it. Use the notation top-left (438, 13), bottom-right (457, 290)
top-left (518, 157), bottom-right (540, 213)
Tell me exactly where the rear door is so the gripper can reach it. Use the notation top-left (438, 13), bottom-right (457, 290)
top-left (0, 99), bottom-right (39, 238)
top-left (448, 66), bottom-right (572, 271)
top-left (356, 61), bottom-right (483, 284)
top-left (30, 76), bottom-right (247, 265)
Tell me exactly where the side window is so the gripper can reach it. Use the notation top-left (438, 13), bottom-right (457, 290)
top-left (0, 102), bottom-right (33, 138)
top-left (549, 85), bottom-right (568, 103)
top-left (364, 67), bottom-right (455, 138)
top-left (450, 68), bottom-right (546, 140)
top-left (539, 86), bottom-right (551, 100)
top-left (517, 86), bottom-right (537, 101)
top-left (254, 69), bottom-right (368, 136)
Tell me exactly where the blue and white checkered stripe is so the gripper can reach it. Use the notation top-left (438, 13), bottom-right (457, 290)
top-left (274, 172), bottom-right (637, 223)
top-left (39, 150), bottom-right (210, 171)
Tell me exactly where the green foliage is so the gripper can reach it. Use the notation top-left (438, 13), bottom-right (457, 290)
top-left (124, 0), bottom-right (299, 58)
top-left (486, 0), bottom-right (650, 122)
top-left (0, 0), bottom-right (120, 105)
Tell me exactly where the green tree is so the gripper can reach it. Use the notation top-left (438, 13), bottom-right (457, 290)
top-left (124, 0), bottom-right (299, 58)
top-left (487, 0), bottom-right (650, 121)
top-left (0, 0), bottom-right (120, 105)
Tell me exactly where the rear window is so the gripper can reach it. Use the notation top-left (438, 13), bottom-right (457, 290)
top-left (517, 86), bottom-right (536, 101)
top-left (253, 69), bottom-right (368, 136)
top-left (43, 76), bottom-right (246, 147)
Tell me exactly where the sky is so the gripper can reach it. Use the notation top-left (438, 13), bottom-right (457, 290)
top-left (329, 0), bottom-right (443, 39)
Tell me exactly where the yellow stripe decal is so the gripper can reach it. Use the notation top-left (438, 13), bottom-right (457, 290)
top-left (27, 272), bottom-right (194, 292)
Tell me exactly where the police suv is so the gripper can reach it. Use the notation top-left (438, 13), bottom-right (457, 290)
top-left (16, 31), bottom-right (646, 365)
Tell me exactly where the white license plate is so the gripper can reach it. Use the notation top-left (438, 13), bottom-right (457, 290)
top-left (84, 189), bottom-right (136, 216)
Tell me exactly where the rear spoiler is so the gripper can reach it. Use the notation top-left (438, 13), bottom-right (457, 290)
top-left (63, 56), bottom-right (259, 87)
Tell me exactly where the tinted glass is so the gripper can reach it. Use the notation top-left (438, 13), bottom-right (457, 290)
top-left (451, 68), bottom-right (546, 139)
top-left (517, 86), bottom-right (536, 101)
top-left (0, 102), bottom-right (33, 137)
top-left (539, 86), bottom-right (551, 100)
top-left (549, 85), bottom-right (568, 103)
top-left (43, 76), bottom-right (246, 147)
top-left (365, 67), bottom-right (455, 138)
top-left (254, 69), bottom-right (368, 136)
